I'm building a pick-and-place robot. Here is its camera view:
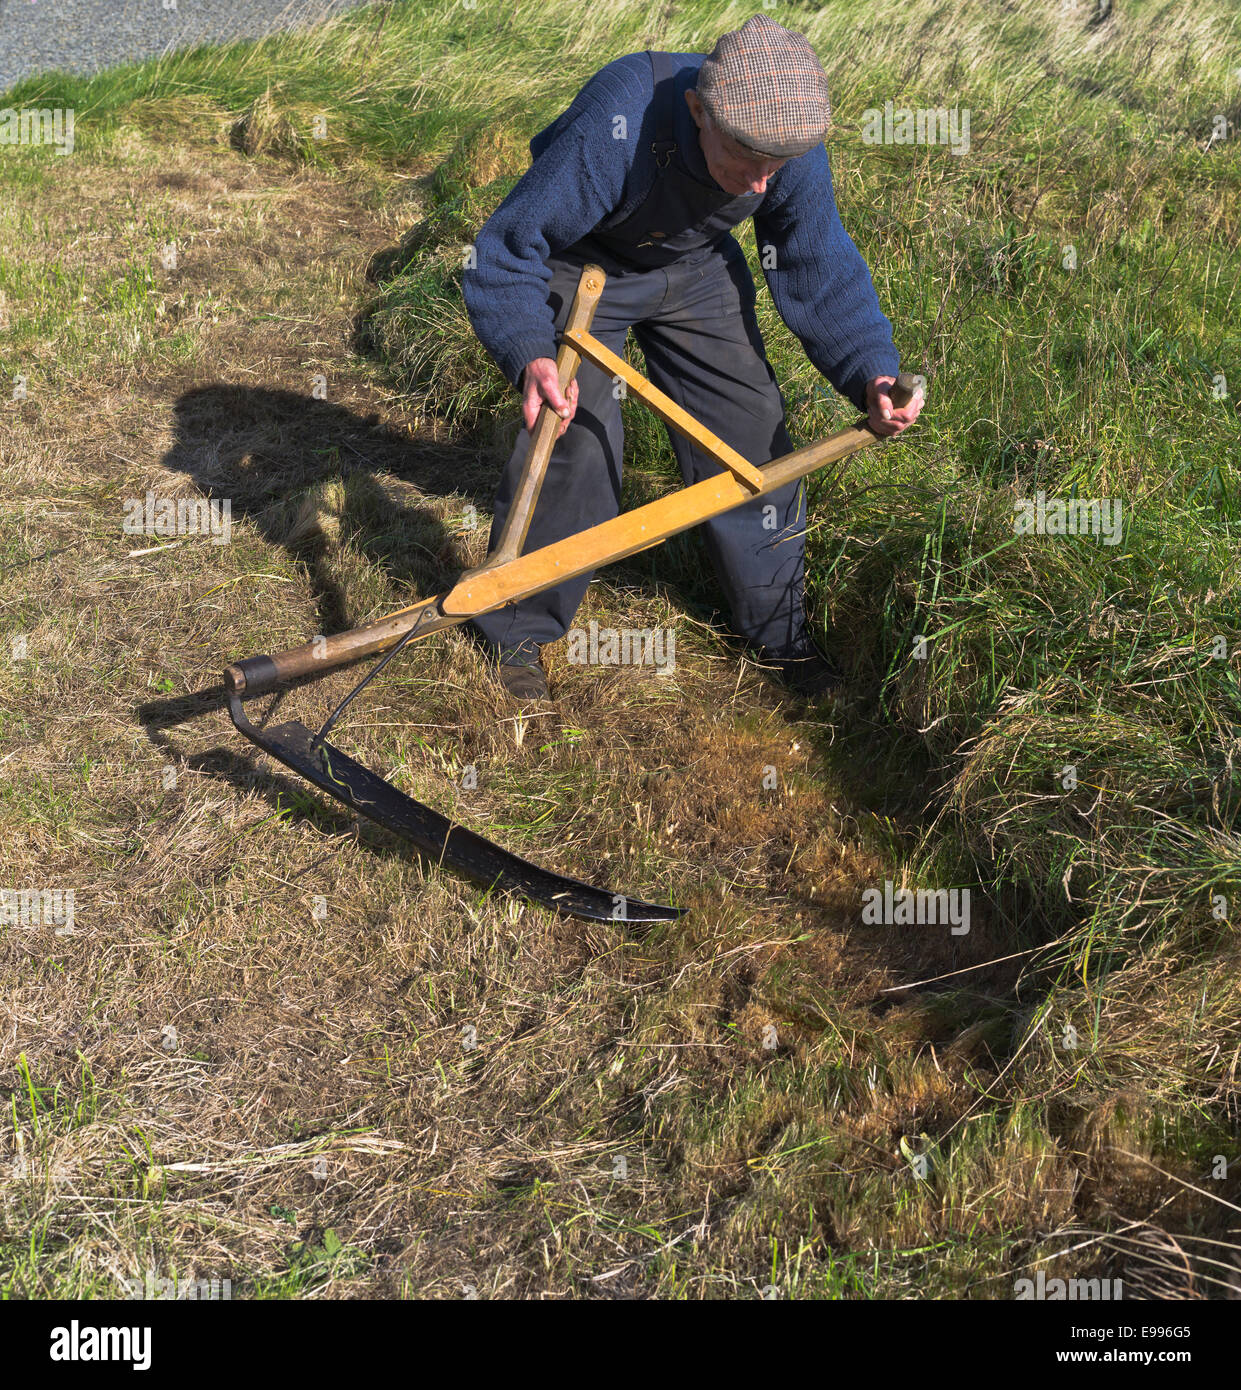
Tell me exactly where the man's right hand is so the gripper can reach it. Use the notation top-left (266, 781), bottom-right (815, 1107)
top-left (522, 357), bottom-right (579, 437)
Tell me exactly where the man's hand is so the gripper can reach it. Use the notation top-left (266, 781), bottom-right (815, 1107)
top-left (522, 357), bottom-right (579, 437)
top-left (865, 375), bottom-right (924, 437)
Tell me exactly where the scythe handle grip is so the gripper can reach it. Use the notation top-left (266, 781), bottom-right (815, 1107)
top-left (888, 371), bottom-right (922, 409)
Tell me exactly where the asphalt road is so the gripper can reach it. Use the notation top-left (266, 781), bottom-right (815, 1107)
top-left (0, 0), bottom-right (373, 93)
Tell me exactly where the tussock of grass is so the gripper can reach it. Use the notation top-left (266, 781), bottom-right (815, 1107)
top-left (359, 180), bottom-right (518, 443)
top-left (229, 86), bottom-right (325, 163)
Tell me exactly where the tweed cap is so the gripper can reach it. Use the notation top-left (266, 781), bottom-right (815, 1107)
top-left (695, 13), bottom-right (831, 159)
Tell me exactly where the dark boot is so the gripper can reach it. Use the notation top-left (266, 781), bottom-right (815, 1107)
top-left (757, 638), bottom-right (845, 697)
top-left (496, 652), bottom-right (550, 704)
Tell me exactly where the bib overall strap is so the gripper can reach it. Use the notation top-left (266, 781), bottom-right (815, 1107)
top-left (647, 50), bottom-right (680, 169)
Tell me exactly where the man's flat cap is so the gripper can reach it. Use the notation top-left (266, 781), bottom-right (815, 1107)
top-left (695, 13), bottom-right (831, 159)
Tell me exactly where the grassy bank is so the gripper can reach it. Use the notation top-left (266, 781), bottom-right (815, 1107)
top-left (1, 0), bottom-right (1238, 1298)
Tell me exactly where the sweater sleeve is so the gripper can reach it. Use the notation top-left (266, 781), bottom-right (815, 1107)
top-left (462, 59), bottom-right (648, 390)
top-left (753, 145), bottom-right (900, 414)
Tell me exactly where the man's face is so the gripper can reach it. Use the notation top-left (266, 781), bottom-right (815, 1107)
top-left (685, 89), bottom-right (790, 196)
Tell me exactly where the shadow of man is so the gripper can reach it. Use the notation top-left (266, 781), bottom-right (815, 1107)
top-left (135, 383), bottom-right (509, 840)
top-left (157, 382), bottom-right (505, 638)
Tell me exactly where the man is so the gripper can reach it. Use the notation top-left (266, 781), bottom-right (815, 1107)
top-left (462, 12), bottom-right (922, 703)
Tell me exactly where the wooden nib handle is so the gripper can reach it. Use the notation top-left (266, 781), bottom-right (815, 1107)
top-left (888, 371), bottom-right (922, 410)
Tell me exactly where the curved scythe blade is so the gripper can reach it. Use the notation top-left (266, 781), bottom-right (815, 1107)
top-left (228, 694), bottom-right (683, 924)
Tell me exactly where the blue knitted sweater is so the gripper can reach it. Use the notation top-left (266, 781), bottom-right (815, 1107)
top-left (461, 50), bottom-right (900, 414)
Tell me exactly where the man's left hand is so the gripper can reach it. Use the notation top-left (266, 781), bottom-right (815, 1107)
top-left (865, 375), bottom-right (924, 437)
